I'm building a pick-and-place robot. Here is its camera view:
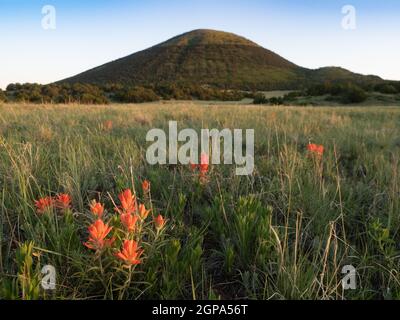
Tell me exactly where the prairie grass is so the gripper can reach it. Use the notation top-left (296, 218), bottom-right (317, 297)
top-left (0, 102), bottom-right (399, 300)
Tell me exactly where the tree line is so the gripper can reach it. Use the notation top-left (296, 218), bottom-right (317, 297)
top-left (1, 80), bottom-right (399, 105)
top-left (0, 83), bottom-right (248, 104)
top-left (254, 81), bottom-right (400, 105)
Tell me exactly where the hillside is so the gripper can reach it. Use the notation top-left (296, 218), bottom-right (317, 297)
top-left (60, 29), bottom-right (383, 90)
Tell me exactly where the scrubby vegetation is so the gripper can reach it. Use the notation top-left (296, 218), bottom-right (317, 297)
top-left (3, 80), bottom-right (399, 107)
top-left (305, 83), bottom-right (369, 104)
top-left (2, 79), bottom-right (399, 107)
top-left (5, 83), bottom-right (109, 104)
top-left (2, 82), bottom-right (248, 105)
top-left (114, 86), bottom-right (160, 103)
top-left (1, 104), bottom-right (400, 300)
top-left (374, 82), bottom-right (400, 95)
top-left (254, 81), bottom-right (400, 106)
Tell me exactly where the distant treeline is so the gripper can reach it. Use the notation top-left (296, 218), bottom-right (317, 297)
top-left (1, 81), bottom-right (399, 105)
top-left (254, 81), bottom-right (400, 105)
top-left (0, 83), bottom-right (248, 104)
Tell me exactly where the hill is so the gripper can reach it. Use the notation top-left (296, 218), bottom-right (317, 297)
top-left (60, 29), bottom-right (384, 91)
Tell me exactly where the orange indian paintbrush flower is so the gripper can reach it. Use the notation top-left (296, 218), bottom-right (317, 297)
top-left (199, 152), bottom-right (210, 183)
top-left (115, 240), bottom-right (143, 266)
top-left (138, 204), bottom-right (151, 220)
top-left (120, 213), bottom-right (139, 232)
top-left (154, 214), bottom-right (165, 230)
top-left (307, 143), bottom-right (325, 157)
top-left (84, 219), bottom-right (114, 251)
top-left (142, 180), bottom-right (150, 193)
top-left (117, 189), bottom-right (137, 214)
top-left (90, 200), bottom-right (104, 218)
top-left (35, 196), bottom-right (54, 214)
top-left (55, 193), bottom-right (71, 210)
top-left (190, 153), bottom-right (209, 181)
top-left (199, 152), bottom-right (209, 173)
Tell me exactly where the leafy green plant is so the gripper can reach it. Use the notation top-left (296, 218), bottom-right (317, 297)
top-left (0, 242), bottom-right (41, 300)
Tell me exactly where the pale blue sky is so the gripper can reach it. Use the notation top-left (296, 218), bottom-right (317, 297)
top-left (0, 0), bottom-right (399, 89)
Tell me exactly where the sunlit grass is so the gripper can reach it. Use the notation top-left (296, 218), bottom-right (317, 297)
top-left (0, 103), bottom-right (399, 300)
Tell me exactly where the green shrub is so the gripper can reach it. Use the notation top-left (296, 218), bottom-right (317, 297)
top-left (341, 85), bottom-right (367, 104)
top-left (253, 93), bottom-right (268, 104)
top-left (269, 96), bottom-right (284, 105)
top-left (374, 83), bottom-right (399, 94)
top-left (115, 87), bottom-right (159, 103)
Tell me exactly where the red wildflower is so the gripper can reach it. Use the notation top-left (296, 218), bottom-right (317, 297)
top-left (115, 240), bottom-right (143, 266)
top-left (35, 197), bottom-right (54, 214)
top-left (142, 180), bottom-right (150, 193)
top-left (55, 193), bottom-right (71, 210)
top-left (200, 152), bottom-right (209, 177)
top-left (307, 143), bottom-right (325, 157)
top-left (154, 214), bottom-right (165, 230)
top-left (199, 152), bottom-right (209, 174)
top-left (90, 200), bottom-right (104, 218)
top-left (117, 189), bottom-right (137, 214)
top-left (120, 213), bottom-right (139, 232)
top-left (84, 219), bottom-right (114, 251)
top-left (138, 204), bottom-right (151, 220)
top-left (190, 153), bottom-right (210, 180)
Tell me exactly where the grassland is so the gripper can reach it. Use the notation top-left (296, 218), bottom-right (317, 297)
top-left (0, 102), bottom-right (400, 300)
